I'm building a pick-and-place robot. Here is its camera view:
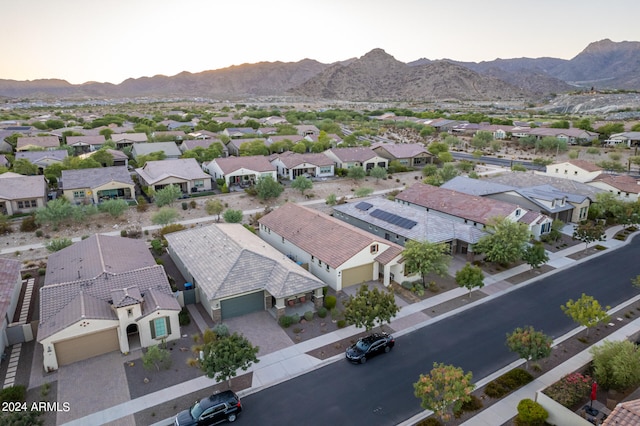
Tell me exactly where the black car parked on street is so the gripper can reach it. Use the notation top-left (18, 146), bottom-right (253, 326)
top-left (345, 332), bottom-right (395, 364)
top-left (175, 390), bottom-right (242, 425)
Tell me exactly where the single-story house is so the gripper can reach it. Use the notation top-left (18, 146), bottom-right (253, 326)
top-left (203, 155), bottom-right (277, 188)
top-left (371, 143), bottom-right (433, 167)
top-left (187, 130), bottom-right (220, 140)
top-left (131, 142), bottom-right (181, 160)
top-left (16, 136), bottom-right (60, 152)
top-left (137, 158), bottom-right (212, 194)
top-left (523, 127), bottom-right (599, 145)
top-left (38, 235), bottom-right (181, 371)
top-left (111, 133), bottom-right (148, 149)
top-left (152, 130), bottom-right (186, 141)
top-left (0, 259), bottom-right (22, 356)
top-left (66, 135), bottom-right (106, 153)
top-left (60, 166), bottom-right (135, 204)
top-left (166, 224), bottom-right (325, 322)
top-left (395, 182), bottom-right (553, 239)
top-left (0, 172), bottom-right (48, 216)
top-left (79, 149), bottom-right (129, 167)
top-left (225, 138), bottom-right (270, 157)
top-left (323, 147), bottom-right (388, 171)
top-left (179, 139), bottom-right (227, 157)
top-left (222, 127), bottom-right (256, 138)
top-left (260, 116), bottom-right (288, 126)
top-left (589, 173), bottom-right (640, 201)
top-left (259, 203), bottom-right (419, 290)
top-left (543, 160), bottom-right (603, 183)
top-left (295, 125), bottom-right (320, 137)
top-left (333, 197), bottom-right (487, 258)
top-left (264, 135), bottom-right (306, 153)
top-left (15, 150), bottom-right (68, 173)
top-left (605, 132), bottom-right (640, 147)
top-left (269, 152), bottom-right (334, 179)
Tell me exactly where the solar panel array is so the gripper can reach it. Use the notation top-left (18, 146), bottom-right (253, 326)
top-left (355, 201), bottom-right (373, 211)
top-left (369, 209), bottom-right (417, 229)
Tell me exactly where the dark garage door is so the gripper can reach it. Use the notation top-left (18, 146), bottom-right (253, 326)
top-left (220, 291), bottom-right (264, 320)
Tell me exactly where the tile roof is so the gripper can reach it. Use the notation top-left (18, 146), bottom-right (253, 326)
top-left (0, 259), bottom-right (21, 324)
top-left (487, 173), bottom-right (604, 199)
top-left (136, 158), bottom-right (210, 185)
top-left (259, 203), bottom-right (404, 268)
top-left (132, 142), bottom-right (181, 157)
top-left (270, 151), bottom-right (334, 168)
top-left (325, 147), bottom-right (378, 162)
top-left (372, 143), bottom-right (430, 159)
top-left (0, 173), bottom-right (46, 200)
top-left (442, 176), bottom-right (515, 196)
top-left (165, 224), bottom-right (323, 300)
top-left (592, 173), bottom-right (640, 194)
top-left (396, 182), bottom-right (518, 225)
top-left (180, 139), bottom-right (222, 151)
top-left (61, 166), bottom-right (133, 190)
top-left (565, 159), bottom-right (603, 172)
top-left (15, 149), bottom-right (68, 164)
top-left (66, 135), bottom-right (105, 146)
top-left (111, 133), bottom-right (148, 143)
top-left (208, 155), bottom-right (276, 174)
top-left (603, 398), bottom-right (640, 426)
top-left (16, 136), bottom-right (60, 150)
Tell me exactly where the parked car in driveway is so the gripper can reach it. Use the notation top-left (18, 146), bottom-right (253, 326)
top-left (345, 332), bottom-right (395, 364)
top-left (174, 390), bottom-right (242, 425)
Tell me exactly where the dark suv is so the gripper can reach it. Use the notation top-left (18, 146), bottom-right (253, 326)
top-left (175, 390), bottom-right (242, 425)
top-left (346, 332), bottom-right (395, 364)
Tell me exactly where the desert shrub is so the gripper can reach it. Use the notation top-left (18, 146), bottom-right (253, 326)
top-left (212, 323), bottom-right (229, 337)
top-left (591, 340), bottom-right (640, 391)
top-left (37, 268), bottom-right (46, 276)
top-left (181, 202), bottom-right (188, 210)
top-left (155, 258), bottom-right (164, 265)
top-left (304, 311), bottom-right (314, 321)
top-left (150, 239), bottom-right (163, 254)
top-left (415, 418), bottom-right (443, 426)
top-left (0, 385), bottom-right (26, 403)
top-left (337, 319), bottom-right (346, 328)
top-left (485, 369), bottom-right (533, 398)
top-left (178, 308), bottom-right (191, 326)
top-left (290, 313), bottom-right (300, 324)
top-left (190, 200), bottom-right (197, 209)
top-left (401, 281), bottom-right (414, 290)
top-left (454, 394), bottom-right (483, 418)
top-left (120, 229), bottom-right (128, 237)
top-left (35, 229), bottom-right (44, 238)
top-left (159, 223), bottom-right (186, 236)
top-left (279, 315), bottom-right (293, 328)
top-left (20, 215), bottom-right (39, 232)
top-left (142, 345), bottom-right (172, 371)
top-left (317, 307), bottom-right (328, 318)
top-left (45, 238), bottom-right (73, 252)
top-left (544, 372), bottom-right (592, 407)
top-left (324, 295), bottom-right (337, 310)
top-left (515, 398), bottom-right (548, 426)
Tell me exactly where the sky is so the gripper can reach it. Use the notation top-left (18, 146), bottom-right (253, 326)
top-left (2, 0), bottom-right (639, 85)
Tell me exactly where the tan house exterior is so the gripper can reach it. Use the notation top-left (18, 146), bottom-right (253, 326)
top-left (61, 166), bottom-right (134, 204)
top-left (0, 172), bottom-right (48, 216)
top-left (372, 143), bottom-right (433, 167)
top-left (269, 152), bottom-right (335, 179)
top-left (323, 147), bottom-right (389, 171)
top-left (589, 174), bottom-right (640, 201)
top-left (203, 155), bottom-right (277, 188)
top-left (38, 235), bottom-right (181, 371)
top-left (544, 160), bottom-right (603, 183)
top-left (0, 259), bottom-right (22, 356)
top-left (136, 158), bottom-right (212, 194)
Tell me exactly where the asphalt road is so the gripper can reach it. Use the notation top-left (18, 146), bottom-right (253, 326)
top-left (238, 237), bottom-right (640, 426)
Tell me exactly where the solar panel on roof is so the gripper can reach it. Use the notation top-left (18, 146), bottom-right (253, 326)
top-left (355, 201), bottom-right (373, 211)
top-left (370, 209), bottom-right (417, 230)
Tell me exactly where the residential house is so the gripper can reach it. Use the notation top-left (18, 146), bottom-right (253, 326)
top-left (265, 135), bottom-right (306, 152)
top-left (0, 259), bottom-right (22, 357)
top-left (371, 143), bottom-right (433, 167)
top-left (79, 149), bottom-right (129, 167)
top-left (524, 127), bottom-right (599, 145)
top-left (333, 197), bottom-right (487, 258)
top-left (305, 133), bottom-right (342, 146)
top-left (38, 235), bottom-right (181, 371)
top-left (605, 132), bottom-right (640, 147)
top-left (203, 155), bottom-right (276, 188)
top-left (260, 116), bottom-right (288, 126)
top-left (269, 152), bottom-right (334, 179)
top-left (225, 138), bottom-right (269, 157)
top-left (602, 398), bottom-right (640, 425)
top-left (131, 142), bottom-right (181, 160)
top-left (188, 130), bottom-right (220, 140)
top-left (66, 135), bottom-right (105, 153)
top-left (0, 173), bottom-right (48, 216)
top-left (179, 139), bottom-right (228, 157)
top-left (259, 203), bottom-right (418, 290)
top-left (295, 125), bottom-right (320, 137)
top-left (166, 224), bottom-right (325, 322)
top-left (15, 150), bottom-right (68, 173)
top-left (60, 166), bottom-right (135, 204)
top-left (152, 130), bottom-right (186, 141)
top-left (589, 174), bottom-right (640, 201)
top-left (395, 182), bottom-right (553, 238)
top-left (16, 136), bottom-right (60, 152)
top-left (544, 160), bottom-right (603, 183)
top-left (159, 121), bottom-right (194, 132)
top-left (222, 127), bottom-right (256, 138)
top-left (137, 158), bottom-right (211, 194)
top-left (111, 133), bottom-right (148, 149)
top-left (323, 147), bottom-right (388, 171)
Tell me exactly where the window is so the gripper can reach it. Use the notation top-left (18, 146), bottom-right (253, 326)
top-left (311, 255), bottom-right (314, 262)
top-left (370, 244), bottom-right (379, 254)
top-left (150, 317), bottom-right (171, 339)
top-left (318, 259), bottom-right (322, 266)
top-left (194, 179), bottom-right (204, 188)
top-left (73, 190), bottom-right (85, 199)
top-left (17, 199), bottom-right (37, 209)
top-left (127, 309), bottom-right (133, 318)
top-left (319, 166), bottom-right (332, 173)
top-left (515, 209), bottom-right (521, 217)
top-left (325, 264), bottom-right (329, 272)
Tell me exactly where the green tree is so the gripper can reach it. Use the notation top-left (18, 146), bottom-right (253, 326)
top-left (151, 207), bottom-right (179, 225)
top-left (471, 131), bottom-right (493, 150)
top-left (238, 139), bottom-right (269, 156)
top-left (201, 332), bottom-right (259, 386)
top-left (347, 166), bottom-right (366, 181)
top-left (12, 158), bottom-right (38, 175)
top-left (550, 120), bottom-right (570, 129)
top-left (35, 198), bottom-right (74, 226)
top-left (522, 242), bottom-right (549, 269)
top-left (135, 151), bottom-right (166, 167)
top-left (414, 363), bottom-right (475, 422)
top-left (91, 149), bottom-right (114, 167)
top-left (205, 199), bottom-right (224, 222)
top-left (255, 175), bottom-right (284, 201)
top-left (291, 143), bottom-right (307, 154)
top-left (369, 166), bottom-right (387, 182)
top-left (343, 284), bottom-right (400, 332)
top-left (223, 209), bottom-right (243, 223)
top-left (590, 340), bottom-right (640, 391)
top-left (474, 217), bottom-right (531, 266)
top-left (506, 326), bottom-right (552, 369)
top-left (427, 141), bottom-right (449, 156)
top-left (154, 184), bottom-right (182, 207)
top-left (142, 344), bottom-right (172, 371)
top-left (516, 399), bottom-right (548, 426)
top-left (402, 240), bottom-right (451, 286)
top-left (45, 238), bottom-right (73, 252)
top-left (574, 118), bottom-right (594, 132)
top-left (438, 151), bottom-right (454, 163)
top-left (572, 220), bottom-right (605, 249)
top-left (325, 193), bottom-right (337, 206)
top-left (98, 199), bottom-right (129, 218)
top-left (291, 176), bottom-right (313, 195)
top-left (439, 163), bottom-right (459, 182)
top-left (455, 263), bottom-right (484, 296)
top-left (596, 122), bottom-right (625, 140)
top-left (561, 293), bottom-right (610, 336)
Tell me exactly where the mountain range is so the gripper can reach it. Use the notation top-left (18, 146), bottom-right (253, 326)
top-left (1, 39), bottom-right (638, 102)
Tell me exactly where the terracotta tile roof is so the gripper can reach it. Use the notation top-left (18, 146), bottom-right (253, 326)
top-left (209, 155), bottom-right (276, 174)
top-left (258, 203), bottom-right (403, 268)
top-left (592, 173), bottom-right (640, 194)
top-left (603, 398), bottom-right (640, 426)
top-left (0, 173), bottom-right (47, 200)
top-left (396, 182), bottom-right (517, 225)
top-left (0, 259), bottom-right (21, 324)
top-left (61, 166), bottom-right (133, 190)
top-left (270, 151), bottom-right (334, 168)
top-left (566, 159), bottom-right (603, 172)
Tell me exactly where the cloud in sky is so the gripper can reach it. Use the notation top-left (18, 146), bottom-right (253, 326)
top-left (2, 0), bottom-right (638, 84)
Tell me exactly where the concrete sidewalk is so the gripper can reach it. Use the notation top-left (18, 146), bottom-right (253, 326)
top-left (60, 225), bottom-right (636, 426)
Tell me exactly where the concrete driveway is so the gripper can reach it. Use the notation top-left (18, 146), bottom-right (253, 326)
top-left (223, 311), bottom-right (293, 357)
